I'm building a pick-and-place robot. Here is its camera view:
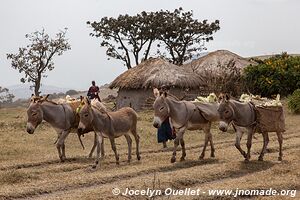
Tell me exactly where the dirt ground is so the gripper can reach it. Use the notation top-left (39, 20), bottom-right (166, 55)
top-left (0, 101), bottom-right (299, 200)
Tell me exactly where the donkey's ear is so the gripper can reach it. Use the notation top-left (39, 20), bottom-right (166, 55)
top-left (40, 94), bottom-right (50, 102)
top-left (153, 88), bottom-right (160, 97)
top-left (225, 93), bottom-right (230, 101)
top-left (44, 94), bottom-right (50, 100)
top-left (163, 91), bottom-right (168, 97)
top-left (85, 97), bottom-right (91, 105)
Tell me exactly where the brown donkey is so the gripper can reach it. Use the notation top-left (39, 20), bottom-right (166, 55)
top-left (153, 89), bottom-right (219, 163)
top-left (78, 97), bottom-right (141, 168)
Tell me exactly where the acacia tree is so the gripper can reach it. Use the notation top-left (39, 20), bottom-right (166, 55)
top-left (7, 28), bottom-right (71, 96)
top-left (88, 12), bottom-right (160, 69)
top-left (0, 87), bottom-right (14, 107)
top-left (157, 8), bottom-right (220, 65)
top-left (88, 8), bottom-right (220, 68)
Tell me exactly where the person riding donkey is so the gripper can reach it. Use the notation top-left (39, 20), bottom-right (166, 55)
top-left (87, 80), bottom-right (101, 101)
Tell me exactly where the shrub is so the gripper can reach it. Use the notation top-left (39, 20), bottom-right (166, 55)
top-left (288, 89), bottom-right (300, 114)
top-left (66, 89), bottom-right (78, 96)
top-left (244, 53), bottom-right (300, 97)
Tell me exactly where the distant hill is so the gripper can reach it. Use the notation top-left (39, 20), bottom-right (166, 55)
top-left (7, 84), bottom-right (71, 100)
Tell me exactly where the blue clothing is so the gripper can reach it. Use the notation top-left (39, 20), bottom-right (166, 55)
top-left (157, 118), bottom-right (175, 143)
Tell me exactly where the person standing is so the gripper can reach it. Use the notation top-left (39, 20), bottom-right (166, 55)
top-left (87, 81), bottom-right (101, 101)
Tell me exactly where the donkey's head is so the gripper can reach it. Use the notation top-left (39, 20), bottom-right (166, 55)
top-left (152, 88), bottom-right (170, 128)
top-left (26, 94), bottom-right (49, 134)
top-left (217, 93), bottom-right (234, 132)
top-left (78, 97), bottom-right (93, 134)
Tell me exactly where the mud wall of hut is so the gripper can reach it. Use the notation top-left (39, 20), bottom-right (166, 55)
top-left (116, 87), bottom-right (209, 111)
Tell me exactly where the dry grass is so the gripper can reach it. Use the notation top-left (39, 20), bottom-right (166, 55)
top-left (0, 102), bottom-right (299, 200)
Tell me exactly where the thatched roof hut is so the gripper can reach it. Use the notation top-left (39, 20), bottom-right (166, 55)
top-left (110, 58), bottom-right (206, 110)
top-left (183, 50), bottom-right (257, 96)
top-left (110, 57), bottom-right (205, 90)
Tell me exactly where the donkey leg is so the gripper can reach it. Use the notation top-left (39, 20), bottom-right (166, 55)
top-left (56, 132), bottom-right (63, 160)
top-left (124, 134), bottom-right (132, 163)
top-left (258, 132), bottom-right (269, 161)
top-left (199, 128), bottom-right (210, 160)
top-left (171, 131), bottom-right (183, 163)
top-left (245, 129), bottom-right (254, 161)
top-left (56, 130), bottom-right (70, 162)
top-left (93, 132), bottom-right (103, 168)
top-left (101, 139), bottom-right (105, 158)
top-left (235, 130), bottom-right (246, 159)
top-left (89, 132), bottom-right (97, 158)
top-left (207, 123), bottom-right (215, 157)
top-left (131, 128), bottom-right (141, 160)
top-left (109, 137), bottom-right (120, 165)
top-left (171, 138), bottom-right (180, 163)
top-left (180, 138), bottom-right (186, 161)
top-left (276, 132), bottom-right (283, 161)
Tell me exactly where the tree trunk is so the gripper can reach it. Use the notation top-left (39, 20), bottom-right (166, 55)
top-left (34, 75), bottom-right (41, 96)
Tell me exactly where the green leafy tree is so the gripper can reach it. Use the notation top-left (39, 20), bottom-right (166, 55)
top-left (7, 28), bottom-right (71, 96)
top-left (288, 89), bottom-right (300, 114)
top-left (88, 8), bottom-right (220, 68)
top-left (88, 12), bottom-right (160, 69)
top-left (244, 53), bottom-right (300, 97)
top-left (156, 8), bottom-right (220, 65)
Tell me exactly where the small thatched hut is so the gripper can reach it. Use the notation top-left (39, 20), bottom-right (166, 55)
top-left (183, 50), bottom-right (257, 96)
top-left (183, 50), bottom-right (256, 75)
top-left (110, 58), bottom-right (206, 110)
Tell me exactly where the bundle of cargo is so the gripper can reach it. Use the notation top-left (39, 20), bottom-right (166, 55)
top-left (255, 105), bottom-right (285, 133)
top-left (239, 94), bottom-right (285, 133)
top-left (239, 94), bottom-right (282, 106)
top-left (193, 93), bottom-right (218, 103)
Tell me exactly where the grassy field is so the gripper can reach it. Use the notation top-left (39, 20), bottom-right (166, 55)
top-left (0, 102), bottom-right (299, 200)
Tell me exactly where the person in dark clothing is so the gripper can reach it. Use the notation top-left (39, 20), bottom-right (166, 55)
top-left (157, 117), bottom-right (176, 148)
top-left (155, 85), bottom-right (175, 148)
top-left (87, 81), bottom-right (101, 101)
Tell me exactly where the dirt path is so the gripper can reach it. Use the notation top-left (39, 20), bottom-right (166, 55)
top-left (0, 107), bottom-right (299, 200)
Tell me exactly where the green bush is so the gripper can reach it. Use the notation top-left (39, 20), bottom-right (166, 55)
top-left (288, 89), bottom-right (300, 114)
top-left (244, 53), bottom-right (300, 97)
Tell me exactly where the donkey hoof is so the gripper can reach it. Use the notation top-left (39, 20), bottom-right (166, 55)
top-left (180, 157), bottom-right (185, 162)
top-left (258, 157), bottom-right (264, 161)
top-left (116, 161), bottom-right (120, 165)
top-left (127, 159), bottom-right (131, 163)
top-left (92, 165), bottom-right (97, 169)
top-left (211, 153), bottom-right (215, 158)
top-left (199, 154), bottom-right (204, 160)
top-left (278, 157), bottom-right (282, 161)
top-left (244, 158), bottom-right (250, 162)
top-left (171, 157), bottom-right (176, 163)
top-left (137, 155), bottom-right (141, 160)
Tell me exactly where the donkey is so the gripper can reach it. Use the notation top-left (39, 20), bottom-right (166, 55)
top-left (77, 97), bottom-right (141, 168)
top-left (26, 95), bottom-right (104, 162)
top-left (217, 94), bottom-right (283, 161)
top-left (153, 88), bottom-right (219, 163)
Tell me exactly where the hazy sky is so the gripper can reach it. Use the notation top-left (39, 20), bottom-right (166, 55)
top-left (1, 0), bottom-right (299, 90)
